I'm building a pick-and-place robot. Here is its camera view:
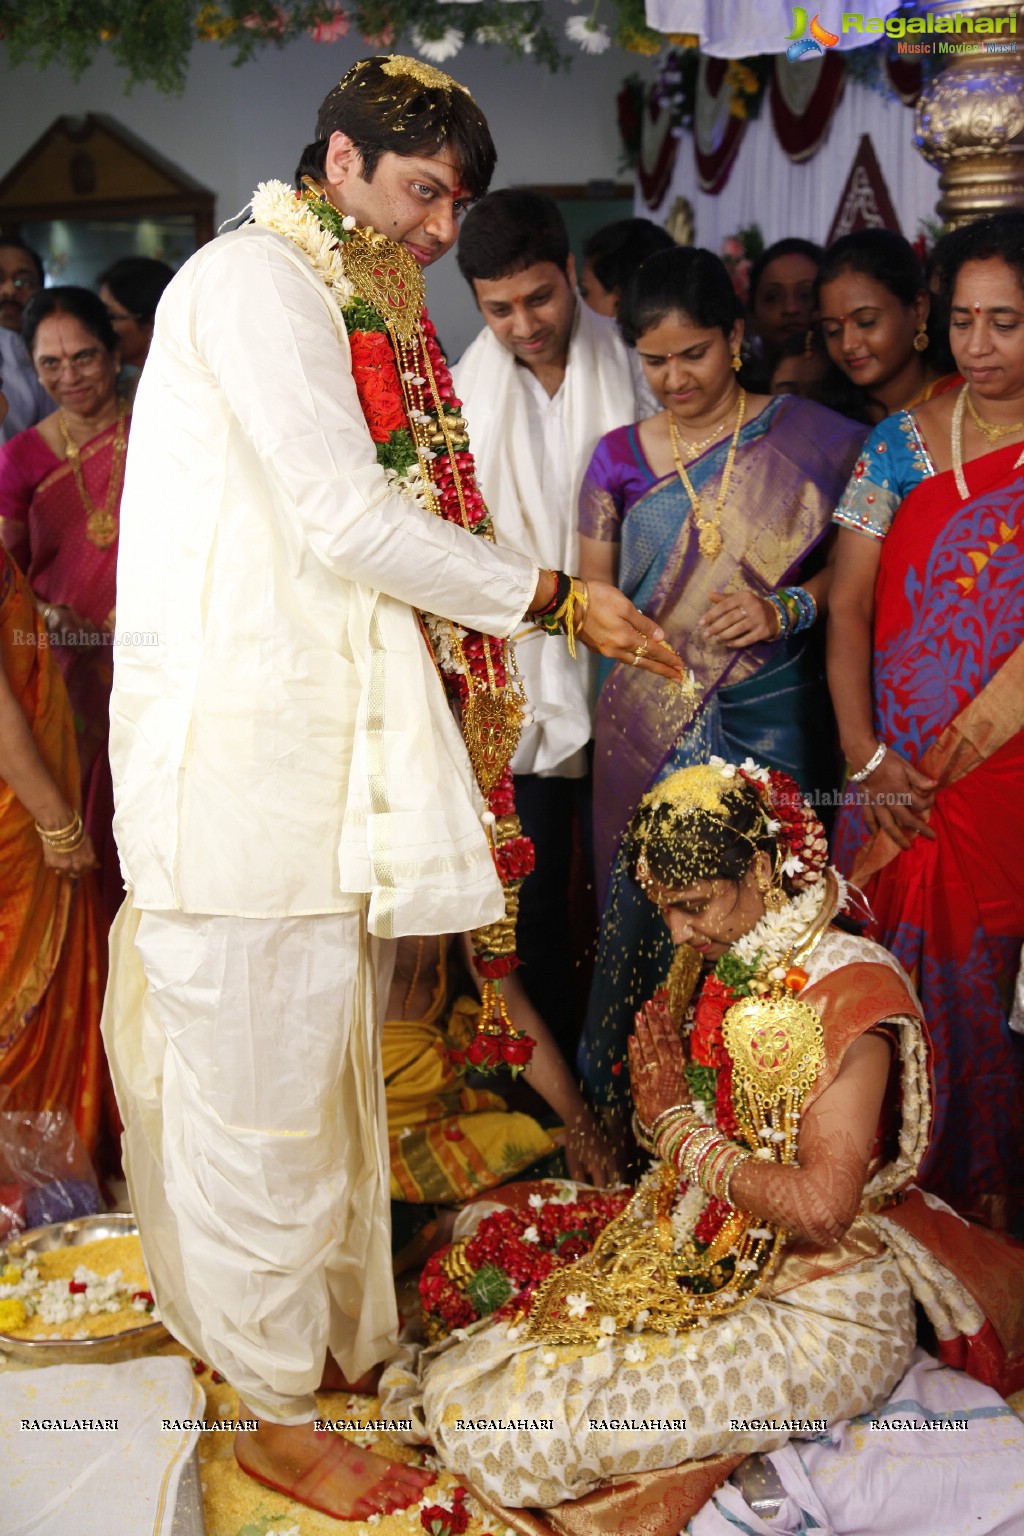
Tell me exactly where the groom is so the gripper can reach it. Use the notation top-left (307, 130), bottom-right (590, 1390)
top-left (104, 55), bottom-right (682, 1522)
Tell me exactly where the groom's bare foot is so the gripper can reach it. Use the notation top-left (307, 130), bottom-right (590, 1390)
top-left (234, 1409), bottom-right (432, 1521)
top-left (318, 1354), bottom-right (381, 1393)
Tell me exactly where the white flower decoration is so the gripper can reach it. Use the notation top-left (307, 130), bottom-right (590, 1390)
top-left (599, 1314), bottom-right (617, 1336)
top-left (633, 1308), bottom-right (651, 1330)
top-left (766, 818), bottom-right (782, 835)
top-left (564, 14), bottom-right (611, 52)
top-left (781, 853), bottom-right (806, 877)
top-left (528, 1193), bottom-right (545, 1209)
top-left (566, 1291), bottom-right (592, 1318)
top-left (542, 1349), bottom-right (558, 1367)
top-left (411, 25), bottom-right (464, 62)
top-left (341, 214), bottom-right (356, 231)
top-left (624, 1339), bottom-right (645, 1363)
top-left (522, 1225), bottom-right (540, 1245)
top-left (740, 758), bottom-right (770, 783)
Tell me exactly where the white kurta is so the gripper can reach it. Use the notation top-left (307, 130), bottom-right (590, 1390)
top-left (111, 223), bottom-right (537, 932)
top-left (453, 303), bottom-right (638, 777)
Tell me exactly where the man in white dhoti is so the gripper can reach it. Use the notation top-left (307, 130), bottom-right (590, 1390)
top-left (102, 56), bottom-right (682, 1521)
top-left (453, 191), bottom-right (652, 1046)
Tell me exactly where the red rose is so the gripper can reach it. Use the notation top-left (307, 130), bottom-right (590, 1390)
top-left (349, 330), bottom-right (407, 442)
top-left (500, 1033), bottom-right (534, 1067)
top-left (466, 1033), bottom-right (502, 1069)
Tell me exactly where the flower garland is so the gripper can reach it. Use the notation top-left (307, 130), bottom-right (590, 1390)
top-left (419, 1187), bottom-right (630, 1340)
top-left (250, 180), bottom-right (536, 1072)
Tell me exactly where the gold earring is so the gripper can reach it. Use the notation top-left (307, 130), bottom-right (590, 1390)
top-left (913, 322), bottom-right (928, 353)
top-left (755, 864), bottom-right (785, 912)
top-left (731, 350), bottom-right (743, 373)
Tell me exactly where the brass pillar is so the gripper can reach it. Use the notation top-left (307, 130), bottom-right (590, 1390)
top-left (914, 0), bottom-right (1024, 226)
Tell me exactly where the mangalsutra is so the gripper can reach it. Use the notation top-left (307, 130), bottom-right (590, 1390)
top-left (669, 388), bottom-right (746, 561)
top-left (59, 400), bottom-right (128, 548)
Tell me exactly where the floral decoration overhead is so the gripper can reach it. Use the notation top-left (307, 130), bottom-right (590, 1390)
top-left (0, 0), bottom-right (672, 87)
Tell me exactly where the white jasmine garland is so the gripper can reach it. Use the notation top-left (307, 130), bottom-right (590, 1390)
top-left (730, 873), bottom-right (848, 970)
top-left (670, 1180), bottom-right (709, 1251)
top-left (422, 614), bottom-right (467, 675)
top-left (250, 180), bottom-right (354, 308)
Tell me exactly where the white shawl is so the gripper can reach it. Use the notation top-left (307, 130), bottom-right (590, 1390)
top-left (454, 302), bottom-right (639, 775)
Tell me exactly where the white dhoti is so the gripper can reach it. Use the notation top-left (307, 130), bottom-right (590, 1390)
top-left (102, 896), bottom-right (397, 1423)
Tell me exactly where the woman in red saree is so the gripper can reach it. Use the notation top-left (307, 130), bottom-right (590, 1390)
top-left (0, 374), bottom-right (107, 1159)
top-left (829, 214), bottom-right (1024, 1229)
top-left (0, 287), bottom-right (128, 923)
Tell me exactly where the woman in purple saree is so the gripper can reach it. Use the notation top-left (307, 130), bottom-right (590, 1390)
top-left (578, 248), bottom-right (864, 1110)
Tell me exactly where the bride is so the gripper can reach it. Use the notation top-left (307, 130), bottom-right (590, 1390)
top-left (380, 759), bottom-right (1024, 1520)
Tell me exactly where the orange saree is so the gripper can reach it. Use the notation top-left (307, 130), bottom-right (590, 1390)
top-left (0, 546), bottom-right (108, 1157)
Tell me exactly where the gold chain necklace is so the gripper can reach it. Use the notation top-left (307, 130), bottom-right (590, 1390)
top-left (965, 388), bottom-right (1024, 444)
top-left (59, 399), bottom-right (128, 548)
top-left (672, 412), bottom-right (730, 464)
top-left (669, 388), bottom-right (746, 560)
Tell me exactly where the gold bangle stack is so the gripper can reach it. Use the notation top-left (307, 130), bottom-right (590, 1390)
top-left (35, 811), bottom-right (86, 854)
top-left (653, 1106), bottom-right (752, 1204)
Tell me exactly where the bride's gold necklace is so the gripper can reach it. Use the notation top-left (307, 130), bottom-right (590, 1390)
top-left (59, 399), bottom-right (128, 548)
top-left (669, 388), bottom-right (746, 561)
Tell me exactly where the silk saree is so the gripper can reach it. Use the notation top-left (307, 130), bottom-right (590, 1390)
top-left (833, 424), bottom-right (1024, 1228)
top-left (580, 396), bottom-right (863, 1106)
top-left (0, 417), bottom-right (127, 922)
top-left (0, 546), bottom-right (108, 1156)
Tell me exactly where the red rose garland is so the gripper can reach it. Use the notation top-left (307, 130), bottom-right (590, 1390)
top-left (420, 1190), bottom-right (631, 1339)
top-left (323, 202), bottom-right (535, 1075)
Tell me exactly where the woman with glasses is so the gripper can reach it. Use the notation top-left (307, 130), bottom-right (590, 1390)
top-left (0, 286), bottom-right (128, 922)
top-left (97, 256), bottom-right (174, 373)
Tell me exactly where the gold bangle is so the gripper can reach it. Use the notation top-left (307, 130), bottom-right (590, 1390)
top-left (36, 811), bottom-right (84, 848)
top-left (47, 826), bottom-right (87, 856)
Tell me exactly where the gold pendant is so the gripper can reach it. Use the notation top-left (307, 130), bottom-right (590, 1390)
top-left (698, 522), bottom-right (723, 561)
top-left (722, 994), bottom-right (824, 1107)
top-left (341, 226), bottom-right (424, 343)
top-left (86, 508), bottom-right (118, 548)
top-left (461, 686), bottom-right (524, 797)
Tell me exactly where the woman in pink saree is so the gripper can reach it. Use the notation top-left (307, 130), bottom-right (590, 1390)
top-left (0, 287), bottom-right (128, 923)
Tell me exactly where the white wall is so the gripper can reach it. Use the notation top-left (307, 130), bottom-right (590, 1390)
top-left (0, 23), bottom-right (656, 356)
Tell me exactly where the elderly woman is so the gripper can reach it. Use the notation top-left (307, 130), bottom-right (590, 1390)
top-left (0, 285), bottom-right (129, 921)
top-left (0, 378), bottom-right (107, 1159)
top-left (380, 760), bottom-right (1024, 1530)
top-left (578, 245), bottom-right (864, 1110)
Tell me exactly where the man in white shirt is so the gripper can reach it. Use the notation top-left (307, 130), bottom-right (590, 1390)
top-left (453, 191), bottom-right (647, 1051)
top-left (102, 57), bottom-right (680, 1522)
top-left (0, 239), bottom-right (51, 444)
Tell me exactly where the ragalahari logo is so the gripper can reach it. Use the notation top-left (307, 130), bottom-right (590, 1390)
top-left (786, 8), bottom-right (840, 59)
